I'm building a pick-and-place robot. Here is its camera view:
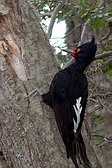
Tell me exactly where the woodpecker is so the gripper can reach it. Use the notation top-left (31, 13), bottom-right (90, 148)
top-left (42, 37), bottom-right (97, 168)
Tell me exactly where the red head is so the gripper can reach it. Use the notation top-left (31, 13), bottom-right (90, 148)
top-left (62, 37), bottom-right (97, 63)
top-left (70, 48), bottom-right (80, 58)
top-left (62, 48), bottom-right (80, 58)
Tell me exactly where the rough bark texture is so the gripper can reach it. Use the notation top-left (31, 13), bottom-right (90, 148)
top-left (0, 1), bottom-right (66, 168)
top-left (0, 1), bottom-right (103, 168)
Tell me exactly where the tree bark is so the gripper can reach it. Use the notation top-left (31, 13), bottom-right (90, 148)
top-left (0, 1), bottom-right (102, 168)
top-left (0, 1), bottom-right (67, 167)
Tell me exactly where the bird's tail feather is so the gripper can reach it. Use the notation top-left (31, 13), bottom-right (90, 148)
top-left (67, 133), bottom-right (92, 168)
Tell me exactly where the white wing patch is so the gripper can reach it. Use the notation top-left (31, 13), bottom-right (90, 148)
top-left (73, 97), bottom-right (82, 133)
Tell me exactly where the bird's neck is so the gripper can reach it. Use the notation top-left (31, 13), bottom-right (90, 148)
top-left (68, 61), bottom-right (89, 73)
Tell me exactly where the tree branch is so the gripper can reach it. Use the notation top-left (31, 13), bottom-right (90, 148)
top-left (101, 58), bottom-right (112, 70)
top-left (63, 50), bottom-right (112, 69)
top-left (41, 12), bottom-right (52, 17)
top-left (64, 0), bottom-right (107, 68)
top-left (101, 25), bottom-right (111, 41)
top-left (94, 51), bottom-right (112, 60)
top-left (47, 1), bottom-right (65, 39)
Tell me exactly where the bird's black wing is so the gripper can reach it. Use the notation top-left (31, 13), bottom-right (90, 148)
top-left (50, 70), bottom-right (91, 168)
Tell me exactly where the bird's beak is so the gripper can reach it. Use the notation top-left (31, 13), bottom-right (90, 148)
top-left (62, 48), bottom-right (80, 57)
top-left (61, 49), bottom-right (73, 54)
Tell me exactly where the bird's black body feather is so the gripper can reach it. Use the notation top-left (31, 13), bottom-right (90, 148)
top-left (42, 37), bottom-right (97, 168)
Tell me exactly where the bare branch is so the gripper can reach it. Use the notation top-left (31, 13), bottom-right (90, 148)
top-left (104, 137), bottom-right (112, 143)
top-left (98, 97), bottom-right (111, 113)
top-left (101, 58), bottom-right (112, 70)
top-left (63, 50), bottom-right (112, 69)
top-left (92, 134), bottom-right (112, 147)
top-left (47, 1), bottom-right (65, 39)
top-left (64, 23), bottom-right (81, 39)
top-left (88, 98), bottom-right (98, 103)
top-left (41, 12), bottom-right (52, 17)
top-left (94, 51), bottom-right (112, 60)
top-left (96, 137), bottom-right (112, 147)
top-left (79, 19), bottom-right (90, 46)
top-left (85, 105), bottom-right (100, 116)
top-left (89, 92), bottom-right (112, 98)
top-left (63, 57), bottom-right (75, 68)
top-left (101, 26), bottom-right (111, 41)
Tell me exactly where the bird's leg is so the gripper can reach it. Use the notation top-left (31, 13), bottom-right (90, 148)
top-left (24, 88), bottom-right (42, 101)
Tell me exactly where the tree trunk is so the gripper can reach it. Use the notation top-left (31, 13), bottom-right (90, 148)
top-left (0, 1), bottom-right (101, 168)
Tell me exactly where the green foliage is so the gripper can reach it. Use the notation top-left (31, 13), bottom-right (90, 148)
top-left (92, 113), bottom-right (106, 124)
top-left (91, 112), bottom-right (108, 133)
top-left (29, 0), bottom-right (112, 31)
top-left (74, 1), bottom-right (112, 30)
top-left (91, 112), bottom-right (109, 145)
top-left (89, 5), bottom-right (112, 30)
top-left (104, 64), bottom-right (112, 77)
top-left (95, 136), bottom-right (104, 145)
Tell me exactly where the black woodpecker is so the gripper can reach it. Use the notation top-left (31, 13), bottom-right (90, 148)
top-left (42, 37), bottom-right (97, 168)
